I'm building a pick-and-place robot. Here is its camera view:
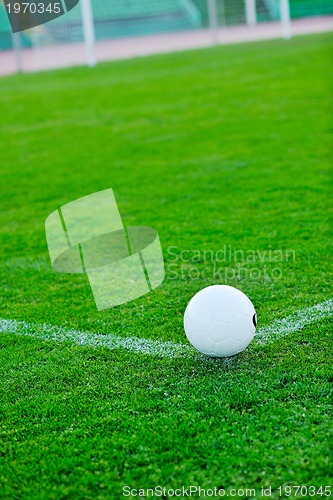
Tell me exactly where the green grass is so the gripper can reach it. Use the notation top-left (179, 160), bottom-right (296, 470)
top-left (0, 32), bottom-right (332, 498)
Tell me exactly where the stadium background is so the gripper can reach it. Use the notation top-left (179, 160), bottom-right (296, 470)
top-left (1, 0), bottom-right (332, 53)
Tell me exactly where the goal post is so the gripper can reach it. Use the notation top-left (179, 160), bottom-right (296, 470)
top-left (207, 0), bottom-right (219, 45)
top-left (1, 0), bottom-right (295, 74)
top-left (11, 32), bottom-right (22, 73)
top-left (245, 0), bottom-right (257, 26)
top-left (280, 0), bottom-right (292, 39)
top-left (207, 0), bottom-right (292, 46)
top-left (80, 0), bottom-right (96, 67)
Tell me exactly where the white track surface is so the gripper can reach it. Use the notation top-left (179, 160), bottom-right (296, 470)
top-left (1, 16), bottom-right (333, 76)
top-left (0, 299), bottom-right (332, 360)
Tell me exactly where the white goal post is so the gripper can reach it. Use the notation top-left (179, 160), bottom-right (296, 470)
top-left (82, 0), bottom-right (292, 66)
top-left (208, 0), bottom-right (292, 42)
top-left (3, 0), bottom-right (295, 73)
top-left (245, 0), bottom-right (257, 26)
top-left (280, 0), bottom-right (292, 39)
top-left (80, 0), bottom-right (96, 67)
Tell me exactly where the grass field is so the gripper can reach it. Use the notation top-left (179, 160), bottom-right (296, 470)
top-left (0, 32), bottom-right (332, 499)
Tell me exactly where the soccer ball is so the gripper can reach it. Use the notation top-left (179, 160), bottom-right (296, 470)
top-left (184, 285), bottom-right (256, 357)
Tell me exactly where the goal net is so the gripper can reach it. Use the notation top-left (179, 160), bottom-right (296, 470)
top-left (1, 0), bottom-right (332, 73)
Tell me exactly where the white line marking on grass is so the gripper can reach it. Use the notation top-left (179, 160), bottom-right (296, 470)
top-left (254, 298), bottom-right (333, 344)
top-left (0, 318), bottom-right (194, 359)
top-left (0, 299), bottom-right (332, 359)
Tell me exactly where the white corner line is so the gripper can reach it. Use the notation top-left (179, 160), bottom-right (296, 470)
top-left (254, 298), bottom-right (333, 344)
top-left (0, 299), bottom-right (332, 360)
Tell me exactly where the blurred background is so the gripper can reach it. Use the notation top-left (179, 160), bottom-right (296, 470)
top-left (1, 0), bottom-right (333, 75)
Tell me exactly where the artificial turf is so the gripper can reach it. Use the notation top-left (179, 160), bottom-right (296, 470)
top-left (0, 32), bottom-right (332, 498)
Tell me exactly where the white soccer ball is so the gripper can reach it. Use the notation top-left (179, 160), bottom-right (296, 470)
top-left (184, 285), bottom-right (256, 357)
